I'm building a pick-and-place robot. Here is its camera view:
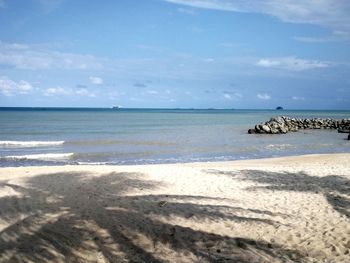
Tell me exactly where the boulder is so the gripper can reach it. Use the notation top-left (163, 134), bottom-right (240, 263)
top-left (270, 127), bottom-right (279, 134)
top-left (261, 125), bottom-right (271, 133)
top-left (280, 126), bottom-right (288, 134)
top-left (248, 129), bottom-right (256, 134)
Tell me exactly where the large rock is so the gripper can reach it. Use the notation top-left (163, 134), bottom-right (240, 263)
top-left (248, 117), bottom-right (350, 135)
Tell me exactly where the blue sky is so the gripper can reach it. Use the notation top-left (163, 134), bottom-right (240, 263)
top-left (0, 0), bottom-right (349, 109)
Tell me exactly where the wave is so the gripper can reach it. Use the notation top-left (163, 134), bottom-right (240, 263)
top-left (76, 161), bottom-right (110, 165)
top-left (265, 144), bottom-right (294, 150)
top-left (0, 141), bottom-right (65, 148)
top-left (2, 153), bottom-right (74, 161)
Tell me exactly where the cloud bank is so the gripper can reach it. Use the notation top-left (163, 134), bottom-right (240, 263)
top-left (256, 57), bottom-right (330, 71)
top-left (257, 93), bottom-right (271, 100)
top-left (0, 42), bottom-right (104, 70)
top-left (0, 76), bottom-right (33, 96)
top-left (165, 0), bottom-right (350, 32)
top-left (44, 86), bottom-right (96, 97)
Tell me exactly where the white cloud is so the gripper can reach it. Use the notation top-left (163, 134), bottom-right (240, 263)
top-left (223, 92), bottom-right (242, 100)
top-left (89, 76), bottom-right (103, 85)
top-left (0, 76), bottom-right (33, 96)
top-left (0, 42), bottom-right (104, 70)
top-left (291, 96), bottom-right (305, 100)
top-left (44, 87), bottom-right (71, 96)
top-left (256, 56), bottom-right (330, 71)
top-left (223, 93), bottom-right (232, 100)
top-left (164, 0), bottom-right (350, 33)
top-left (257, 59), bottom-right (280, 68)
top-left (257, 93), bottom-right (271, 100)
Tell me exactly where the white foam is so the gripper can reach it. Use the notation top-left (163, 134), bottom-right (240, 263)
top-left (3, 153), bottom-right (74, 161)
top-left (0, 141), bottom-right (65, 148)
top-left (266, 144), bottom-right (294, 150)
top-left (77, 161), bottom-right (110, 165)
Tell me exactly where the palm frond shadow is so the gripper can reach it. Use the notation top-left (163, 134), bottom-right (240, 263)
top-left (206, 169), bottom-right (350, 218)
top-left (0, 171), bottom-right (304, 262)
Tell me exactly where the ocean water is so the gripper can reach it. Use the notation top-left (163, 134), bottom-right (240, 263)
top-left (0, 108), bottom-right (349, 167)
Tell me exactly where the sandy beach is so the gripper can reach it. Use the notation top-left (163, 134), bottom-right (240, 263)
top-left (0, 153), bottom-right (349, 263)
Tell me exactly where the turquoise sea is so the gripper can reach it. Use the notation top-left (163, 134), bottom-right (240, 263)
top-left (0, 108), bottom-right (349, 167)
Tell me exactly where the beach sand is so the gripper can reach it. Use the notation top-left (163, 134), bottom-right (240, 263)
top-left (0, 154), bottom-right (349, 262)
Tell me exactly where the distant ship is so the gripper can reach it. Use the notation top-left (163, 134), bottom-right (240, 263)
top-left (276, 106), bottom-right (284, 110)
top-left (112, 106), bottom-right (122, 109)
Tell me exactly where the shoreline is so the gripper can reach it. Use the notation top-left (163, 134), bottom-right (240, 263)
top-left (1, 153), bottom-right (349, 262)
top-left (1, 152), bottom-right (349, 169)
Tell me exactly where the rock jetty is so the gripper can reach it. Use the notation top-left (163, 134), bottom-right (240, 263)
top-left (248, 116), bottom-right (350, 134)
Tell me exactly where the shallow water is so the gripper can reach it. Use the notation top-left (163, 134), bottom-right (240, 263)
top-left (0, 108), bottom-right (349, 166)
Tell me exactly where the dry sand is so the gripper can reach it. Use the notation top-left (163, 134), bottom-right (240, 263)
top-left (0, 153), bottom-right (349, 263)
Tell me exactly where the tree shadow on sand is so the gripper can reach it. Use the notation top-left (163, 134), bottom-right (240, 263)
top-left (206, 169), bottom-right (350, 219)
top-left (0, 171), bottom-right (305, 262)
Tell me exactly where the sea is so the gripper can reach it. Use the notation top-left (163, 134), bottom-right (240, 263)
top-left (0, 108), bottom-right (349, 167)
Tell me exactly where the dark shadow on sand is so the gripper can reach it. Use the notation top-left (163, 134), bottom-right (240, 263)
top-left (0, 171), bottom-right (305, 262)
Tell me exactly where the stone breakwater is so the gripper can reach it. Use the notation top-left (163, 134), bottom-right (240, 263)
top-left (248, 116), bottom-right (350, 134)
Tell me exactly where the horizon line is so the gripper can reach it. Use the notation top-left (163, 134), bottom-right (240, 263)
top-left (0, 107), bottom-right (349, 111)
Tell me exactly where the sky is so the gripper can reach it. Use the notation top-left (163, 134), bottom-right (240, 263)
top-left (0, 0), bottom-right (349, 109)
